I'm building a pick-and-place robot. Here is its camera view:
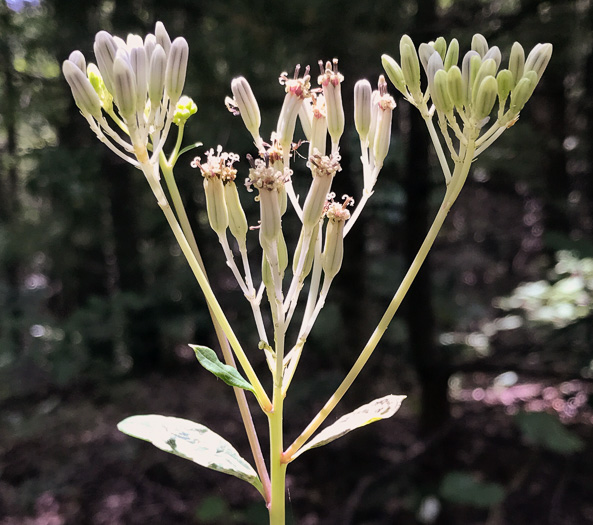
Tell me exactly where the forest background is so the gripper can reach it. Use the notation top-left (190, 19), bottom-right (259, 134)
top-left (1, 0), bottom-right (592, 524)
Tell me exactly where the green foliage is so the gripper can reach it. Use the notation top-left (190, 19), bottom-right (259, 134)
top-left (515, 411), bottom-right (585, 455)
top-left (292, 395), bottom-right (406, 460)
top-left (191, 344), bottom-right (255, 393)
top-left (439, 471), bottom-right (505, 508)
top-left (117, 414), bottom-right (263, 495)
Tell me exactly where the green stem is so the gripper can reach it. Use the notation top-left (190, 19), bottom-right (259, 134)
top-left (284, 140), bottom-right (477, 461)
top-left (159, 154), bottom-right (271, 503)
top-left (268, 383), bottom-right (287, 524)
top-left (155, 190), bottom-right (271, 411)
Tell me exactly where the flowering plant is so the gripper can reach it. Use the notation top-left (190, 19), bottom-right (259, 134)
top-left (63, 23), bottom-right (551, 523)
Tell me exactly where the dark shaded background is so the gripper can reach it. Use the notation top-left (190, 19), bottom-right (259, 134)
top-left (1, 0), bottom-right (592, 523)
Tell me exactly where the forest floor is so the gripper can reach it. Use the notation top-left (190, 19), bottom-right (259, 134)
top-left (1, 369), bottom-right (592, 525)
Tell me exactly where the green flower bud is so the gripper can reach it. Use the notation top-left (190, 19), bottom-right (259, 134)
top-left (373, 77), bottom-right (396, 169)
top-left (93, 30), bottom-right (118, 95)
top-left (277, 66), bottom-right (311, 152)
top-left (173, 95), bottom-right (197, 126)
top-left (471, 33), bottom-right (489, 57)
top-left (165, 37), bottom-right (189, 106)
top-left (444, 38), bottom-right (459, 70)
top-left (148, 45), bottom-right (167, 108)
top-left (155, 21), bottom-right (171, 56)
top-left (113, 51), bottom-right (137, 119)
top-left (68, 50), bottom-right (86, 73)
top-left (302, 152), bottom-right (341, 230)
top-left (247, 159), bottom-right (291, 246)
top-left (472, 58), bottom-right (497, 106)
top-left (447, 66), bottom-right (464, 109)
top-left (509, 72), bottom-right (536, 114)
top-left (508, 42), bottom-right (525, 85)
top-left (496, 69), bottom-right (514, 102)
top-left (433, 37), bottom-right (447, 60)
top-left (381, 54), bottom-right (407, 95)
top-left (299, 99), bottom-right (313, 141)
top-left (203, 176), bottom-right (228, 236)
top-left (524, 43), bottom-right (553, 80)
top-left (322, 201), bottom-right (350, 281)
top-left (277, 230), bottom-right (288, 277)
top-left (381, 55), bottom-right (408, 96)
top-left (473, 75), bottom-right (498, 120)
top-left (87, 63), bottom-right (113, 111)
top-left (433, 69), bottom-right (453, 113)
top-left (292, 224), bottom-right (319, 279)
top-left (63, 59), bottom-right (102, 119)
top-left (400, 35), bottom-right (422, 99)
top-left (224, 181), bottom-right (248, 247)
top-left (231, 76), bottom-right (261, 142)
top-left (354, 79), bottom-right (372, 143)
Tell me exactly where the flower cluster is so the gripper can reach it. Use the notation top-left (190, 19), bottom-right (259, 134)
top-left (62, 22), bottom-right (190, 168)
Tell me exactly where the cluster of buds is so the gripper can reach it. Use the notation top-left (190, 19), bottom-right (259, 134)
top-left (62, 22), bottom-right (191, 176)
top-left (382, 34), bottom-right (552, 144)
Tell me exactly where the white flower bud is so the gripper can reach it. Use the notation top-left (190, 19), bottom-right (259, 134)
top-left (483, 46), bottom-right (502, 70)
top-left (309, 96), bottom-right (327, 157)
top-left (292, 225), bottom-right (319, 279)
top-left (419, 43), bottom-right (437, 73)
top-left (461, 50), bottom-right (481, 105)
top-left (144, 34), bottom-right (157, 62)
top-left (148, 44), bottom-right (167, 108)
top-left (93, 30), bottom-right (118, 95)
top-left (276, 65), bottom-right (311, 153)
top-left (113, 51), bottom-right (137, 119)
top-left (165, 37), bottom-right (189, 106)
top-left (524, 43), bottom-right (553, 80)
top-left (62, 59), bottom-right (102, 119)
top-left (155, 21), bottom-right (171, 56)
top-left (471, 33), bottom-right (489, 57)
top-left (68, 50), bottom-right (86, 72)
top-left (354, 79), bottom-right (372, 143)
top-left (130, 45), bottom-right (148, 113)
top-left (231, 76), bottom-right (261, 141)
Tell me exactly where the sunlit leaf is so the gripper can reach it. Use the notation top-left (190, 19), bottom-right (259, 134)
top-left (291, 394), bottom-right (406, 460)
top-left (515, 411), bottom-right (584, 454)
top-left (439, 471), bottom-right (505, 508)
top-left (117, 415), bottom-right (263, 494)
top-left (191, 345), bottom-right (255, 393)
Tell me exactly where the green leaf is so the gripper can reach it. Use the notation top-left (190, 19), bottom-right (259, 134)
top-left (117, 414), bottom-right (263, 495)
top-left (291, 394), bottom-right (406, 460)
top-left (515, 411), bottom-right (585, 454)
top-left (191, 345), bottom-right (255, 393)
top-left (439, 471), bottom-right (505, 508)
